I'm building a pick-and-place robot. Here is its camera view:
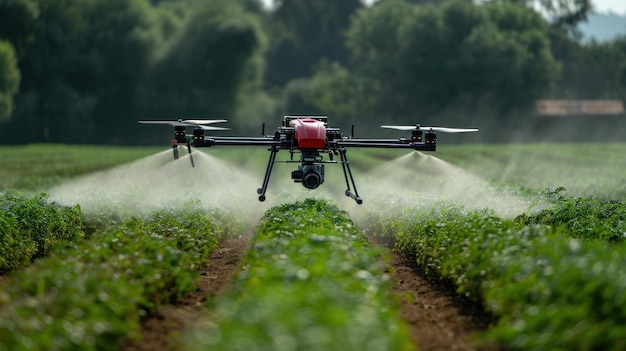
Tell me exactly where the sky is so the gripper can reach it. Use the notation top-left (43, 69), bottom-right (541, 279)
top-left (593, 0), bottom-right (626, 14)
top-left (261, 0), bottom-right (626, 15)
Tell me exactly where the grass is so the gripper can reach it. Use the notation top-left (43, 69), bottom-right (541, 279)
top-left (0, 144), bottom-right (163, 192)
top-left (332, 142), bottom-right (626, 202)
top-left (434, 143), bottom-right (626, 201)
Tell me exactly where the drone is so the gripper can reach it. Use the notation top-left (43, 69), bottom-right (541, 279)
top-left (138, 116), bottom-right (477, 204)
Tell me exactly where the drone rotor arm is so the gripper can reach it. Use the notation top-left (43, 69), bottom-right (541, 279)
top-left (197, 125), bottom-right (230, 131)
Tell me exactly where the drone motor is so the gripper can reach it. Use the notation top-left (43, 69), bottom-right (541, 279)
top-left (174, 125), bottom-right (187, 143)
top-left (192, 127), bottom-right (206, 146)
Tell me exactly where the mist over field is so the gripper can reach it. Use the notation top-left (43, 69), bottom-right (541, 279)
top-left (47, 150), bottom-right (268, 224)
top-left (45, 142), bottom-right (626, 229)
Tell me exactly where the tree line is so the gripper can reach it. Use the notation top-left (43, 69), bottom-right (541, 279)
top-left (0, 0), bottom-right (624, 144)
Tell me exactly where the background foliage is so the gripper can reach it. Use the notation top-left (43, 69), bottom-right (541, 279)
top-left (0, 0), bottom-right (624, 143)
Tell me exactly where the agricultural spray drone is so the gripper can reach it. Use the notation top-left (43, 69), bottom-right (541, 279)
top-left (138, 116), bottom-right (477, 204)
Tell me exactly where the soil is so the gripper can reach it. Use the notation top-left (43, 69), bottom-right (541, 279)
top-left (123, 235), bottom-right (250, 351)
top-left (123, 235), bottom-right (498, 351)
top-left (386, 248), bottom-right (500, 351)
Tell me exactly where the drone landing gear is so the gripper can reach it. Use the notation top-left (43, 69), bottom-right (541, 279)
top-left (339, 148), bottom-right (363, 205)
top-left (172, 140), bottom-right (180, 159)
top-left (255, 146), bottom-right (362, 205)
top-left (257, 146), bottom-right (278, 202)
top-left (187, 140), bottom-right (195, 168)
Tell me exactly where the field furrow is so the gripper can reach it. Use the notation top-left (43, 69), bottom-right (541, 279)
top-left (185, 199), bottom-right (414, 351)
top-left (383, 245), bottom-right (496, 351)
top-left (123, 235), bottom-right (250, 351)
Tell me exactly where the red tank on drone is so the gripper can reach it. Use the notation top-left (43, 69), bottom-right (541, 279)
top-left (290, 118), bottom-right (327, 149)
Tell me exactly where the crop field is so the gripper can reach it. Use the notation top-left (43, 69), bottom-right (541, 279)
top-left (1, 143), bottom-right (626, 350)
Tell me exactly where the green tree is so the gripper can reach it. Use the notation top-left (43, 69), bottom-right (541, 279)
top-left (11, 0), bottom-right (92, 142)
top-left (265, 0), bottom-right (363, 86)
top-left (5, 0), bottom-right (164, 143)
top-left (0, 0), bottom-right (38, 58)
top-left (346, 0), bottom-right (559, 123)
top-left (498, 0), bottom-right (591, 30)
top-left (281, 60), bottom-right (381, 128)
top-left (0, 0), bottom-right (269, 144)
top-left (136, 0), bottom-right (267, 135)
top-left (549, 31), bottom-right (626, 100)
top-left (76, 0), bottom-right (160, 143)
top-left (0, 40), bottom-right (20, 121)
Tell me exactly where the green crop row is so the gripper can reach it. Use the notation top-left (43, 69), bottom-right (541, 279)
top-left (188, 199), bottom-right (414, 351)
top-left (0, 204), bottom-right (223, 351)
top-left (0, 192), bottom-right (84, 273)
top-left (516, 187), bottom-right (626, 242)
top-left (369, 200), bottom-right (626, 350)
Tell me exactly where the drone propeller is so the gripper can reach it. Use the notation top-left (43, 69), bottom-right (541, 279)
top-left (182, 119), bottom-right (227, 125)
top-left (381, 125), bottom-right (478, 133)
top-left (138, 119), bottom-right (230, 130)
top-left (138, 119), bottom-right (226, 125)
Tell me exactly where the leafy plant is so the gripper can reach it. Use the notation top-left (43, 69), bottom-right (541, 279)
top-left (517, 189), bottom-right (626, 242)
top-left (367, 199), bottom-right (626, 350)
top-left (0, 192), bottom-right (84, 273)
top-left (0, 206), bottom-right (224, 351)
top-left (188, 199), bottom-right (414, 351)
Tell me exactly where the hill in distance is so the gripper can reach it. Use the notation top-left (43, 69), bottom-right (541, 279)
top-left (579, 12), bottom-right (626, 42)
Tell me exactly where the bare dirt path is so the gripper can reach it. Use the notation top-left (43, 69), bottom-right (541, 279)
top-left (385, 247), bottom-right (499, 351)
top-left (123, 235), bottom-right (250, 351)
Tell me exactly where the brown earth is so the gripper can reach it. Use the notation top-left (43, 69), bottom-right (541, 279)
top-left (123, 235), bottom-right (250, 351)
top-left (123, 235), bottom-right (497, 351)
top-left (387, 248), bottom-right (500, 351)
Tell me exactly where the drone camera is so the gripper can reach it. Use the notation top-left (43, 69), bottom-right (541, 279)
top-left (292, 164), bottom-right (325, 189)
top-left (174, 126), bottom-right (187, 143)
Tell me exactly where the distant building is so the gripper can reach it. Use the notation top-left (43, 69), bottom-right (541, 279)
top-left (535, 99), bottom-right (624, 116)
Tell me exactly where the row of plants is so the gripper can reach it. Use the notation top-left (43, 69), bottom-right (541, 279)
top-left (188, 199), bottom-right (414, 351)
top-left (0, 203), bottom-right (226, 351)
top-left (0, 192), bottom-right (84, 273)
top-left (516, 187), bottom-right (626, 242)
top-left (371, 195), bottom-right (626, 350)
top-left (367, 196), bottom-right (626, 350)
